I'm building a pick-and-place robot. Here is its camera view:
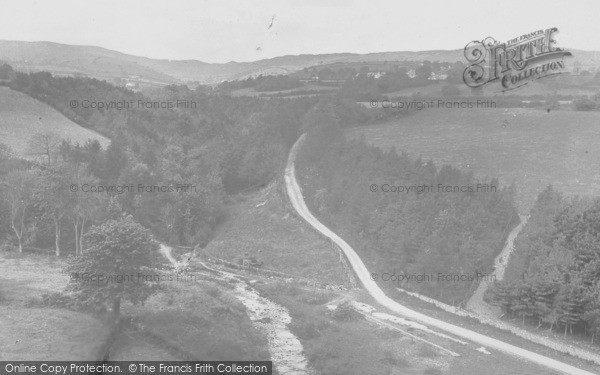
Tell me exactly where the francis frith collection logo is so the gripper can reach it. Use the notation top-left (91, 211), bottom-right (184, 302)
top-left (463, 27), bottom-right (572, 92)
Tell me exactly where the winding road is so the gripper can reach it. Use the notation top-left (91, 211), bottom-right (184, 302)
top-left (284, 134), bottom-right (596, 375)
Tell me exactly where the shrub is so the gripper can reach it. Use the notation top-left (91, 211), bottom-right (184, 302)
top-left (298, 291), bottom-right (333, 305)
top-left (574, 98), bottom-right (596, 111)
top-left (205, 285), bottom-right (222, 298)
top-left (329, 302), bottom-right (363, 321)
top-left (290, 313), bottom-right (332, 340)
top-left (24, 292), bottom-right (74, 309)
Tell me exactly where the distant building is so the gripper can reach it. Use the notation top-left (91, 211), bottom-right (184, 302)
top-left (366, 72), bottom-right (384, 79)
top-left (428, 72), bottom-right (448, 80)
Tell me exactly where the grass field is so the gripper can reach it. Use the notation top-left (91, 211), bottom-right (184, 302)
top-left (0, 252), bottom-right (109, 360)
top-left (347, 107), bottom-right (600, 213)
top-left (0, 250), bottom-right (271, 362)
top-left (231, 83), bottom-right (337, 97)
top-left (383, 79), bottom-right (600, 98)
top-left (121, 272), bottom-right (271, 362)
top-left (0, 86), bottom-right (110, 157)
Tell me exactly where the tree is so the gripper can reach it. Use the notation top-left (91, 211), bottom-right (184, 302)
top-left (36, 168), bottom-right (72, 256)
top-left (416, 62), bottom-right (433, 81)
top-left (68, 164), bottom-right (105, 256)
top-left (0, 63), bottom-right (14, 81)
top-left (27, 131), bottom-right (61, 165)
top-left (65, 216), bottom-right (159, 324)
top-left (574, 98), bottom-right (596, 111)
top-left (0, 169), bottom-right (39, 252)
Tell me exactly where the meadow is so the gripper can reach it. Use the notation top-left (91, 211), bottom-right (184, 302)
top-left (0, 249), bottom-right (270, 362)
top-left (347, 107), bottom-right (600, 213)
top-left (0, 252), bottom-right (109, 360)
top-left (0, 87), bottom-right (110, 157)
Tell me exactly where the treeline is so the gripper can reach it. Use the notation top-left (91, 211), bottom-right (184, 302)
top-left (296, 106), bottom-right (519, 304)
top-left (218, 75), bottom-right (304, 93)
top-left (6, 70), bottom-right (317, 192)
top-left (487, 186), bottom-right (600, 343)
top-left (0, 69), bottom-right (316, 253)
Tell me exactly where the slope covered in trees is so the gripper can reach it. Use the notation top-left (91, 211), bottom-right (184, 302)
top-left (296, 106), bottom-right (520, 304)
top-left (0, 70), bottom-right (315, 251)
top-left (487, 186), bottom-right (600, 344)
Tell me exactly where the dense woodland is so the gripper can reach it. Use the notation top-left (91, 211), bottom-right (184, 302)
top-left (296, 109), bottom-right (520, 304)
top-left (487, 186), bottom-right (600, 343)
top-left (1, 70), bottom-right (316, 251)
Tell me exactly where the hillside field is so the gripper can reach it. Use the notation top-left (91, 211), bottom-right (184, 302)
top-left (0, 253), bottom-right (109, 360)
top-left (0, 86), bottom-right (110, 158)
top-left (347, 107), bottom-right (600, 213)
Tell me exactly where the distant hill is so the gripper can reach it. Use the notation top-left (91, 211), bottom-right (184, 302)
top-left (0, 40), bottom-right (598, 85)
top-left (0, 86), bottom-right (110, 159)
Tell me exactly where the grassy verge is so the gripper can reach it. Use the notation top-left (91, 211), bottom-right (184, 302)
top-left (203, 181), bottom-right (351, 286)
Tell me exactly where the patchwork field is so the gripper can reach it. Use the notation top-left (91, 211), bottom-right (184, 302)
top-left (0, 86), bottom-right (110, 157)
top-left (347, 107), bottom-right (600, 213)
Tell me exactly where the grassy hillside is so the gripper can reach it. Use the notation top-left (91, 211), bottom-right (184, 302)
top-left (0, 40), bottom-right (180, 85)
top-left (0, 87), bottom-right (110, 158)
top-left (203, 182), bottom-right (351, 286)
top-left (347, 108), bottom-right (600, 213)
top-left (0, 253), bottom-right (109, 360)
top-left (0, 249), bottom-right (270, 362)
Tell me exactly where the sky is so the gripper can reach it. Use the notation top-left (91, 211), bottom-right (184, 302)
top-left (1, 0), bottom-right (599, 63)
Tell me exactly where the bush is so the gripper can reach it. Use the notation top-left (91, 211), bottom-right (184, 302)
top-left (24, 292), bottom-right (75, 309)
top-left (205, 285), bottom-right (222, 298)
top-left (0, 241), bottom-right (14, 252)
top-left (574, 98), bottom-right (597, 111)
top-left (329, 302), bottom-right (363, 321)
top-left (298, 291), bottom-right (333, 305)
top-left (289, 311), bottom-right (332, 340)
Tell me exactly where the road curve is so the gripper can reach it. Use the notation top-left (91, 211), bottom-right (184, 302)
top-left (284, 134), bottom-right (596, 375)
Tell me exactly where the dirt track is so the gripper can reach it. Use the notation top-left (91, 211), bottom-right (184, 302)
top-left (466, 215), bottom-right (528, 318)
